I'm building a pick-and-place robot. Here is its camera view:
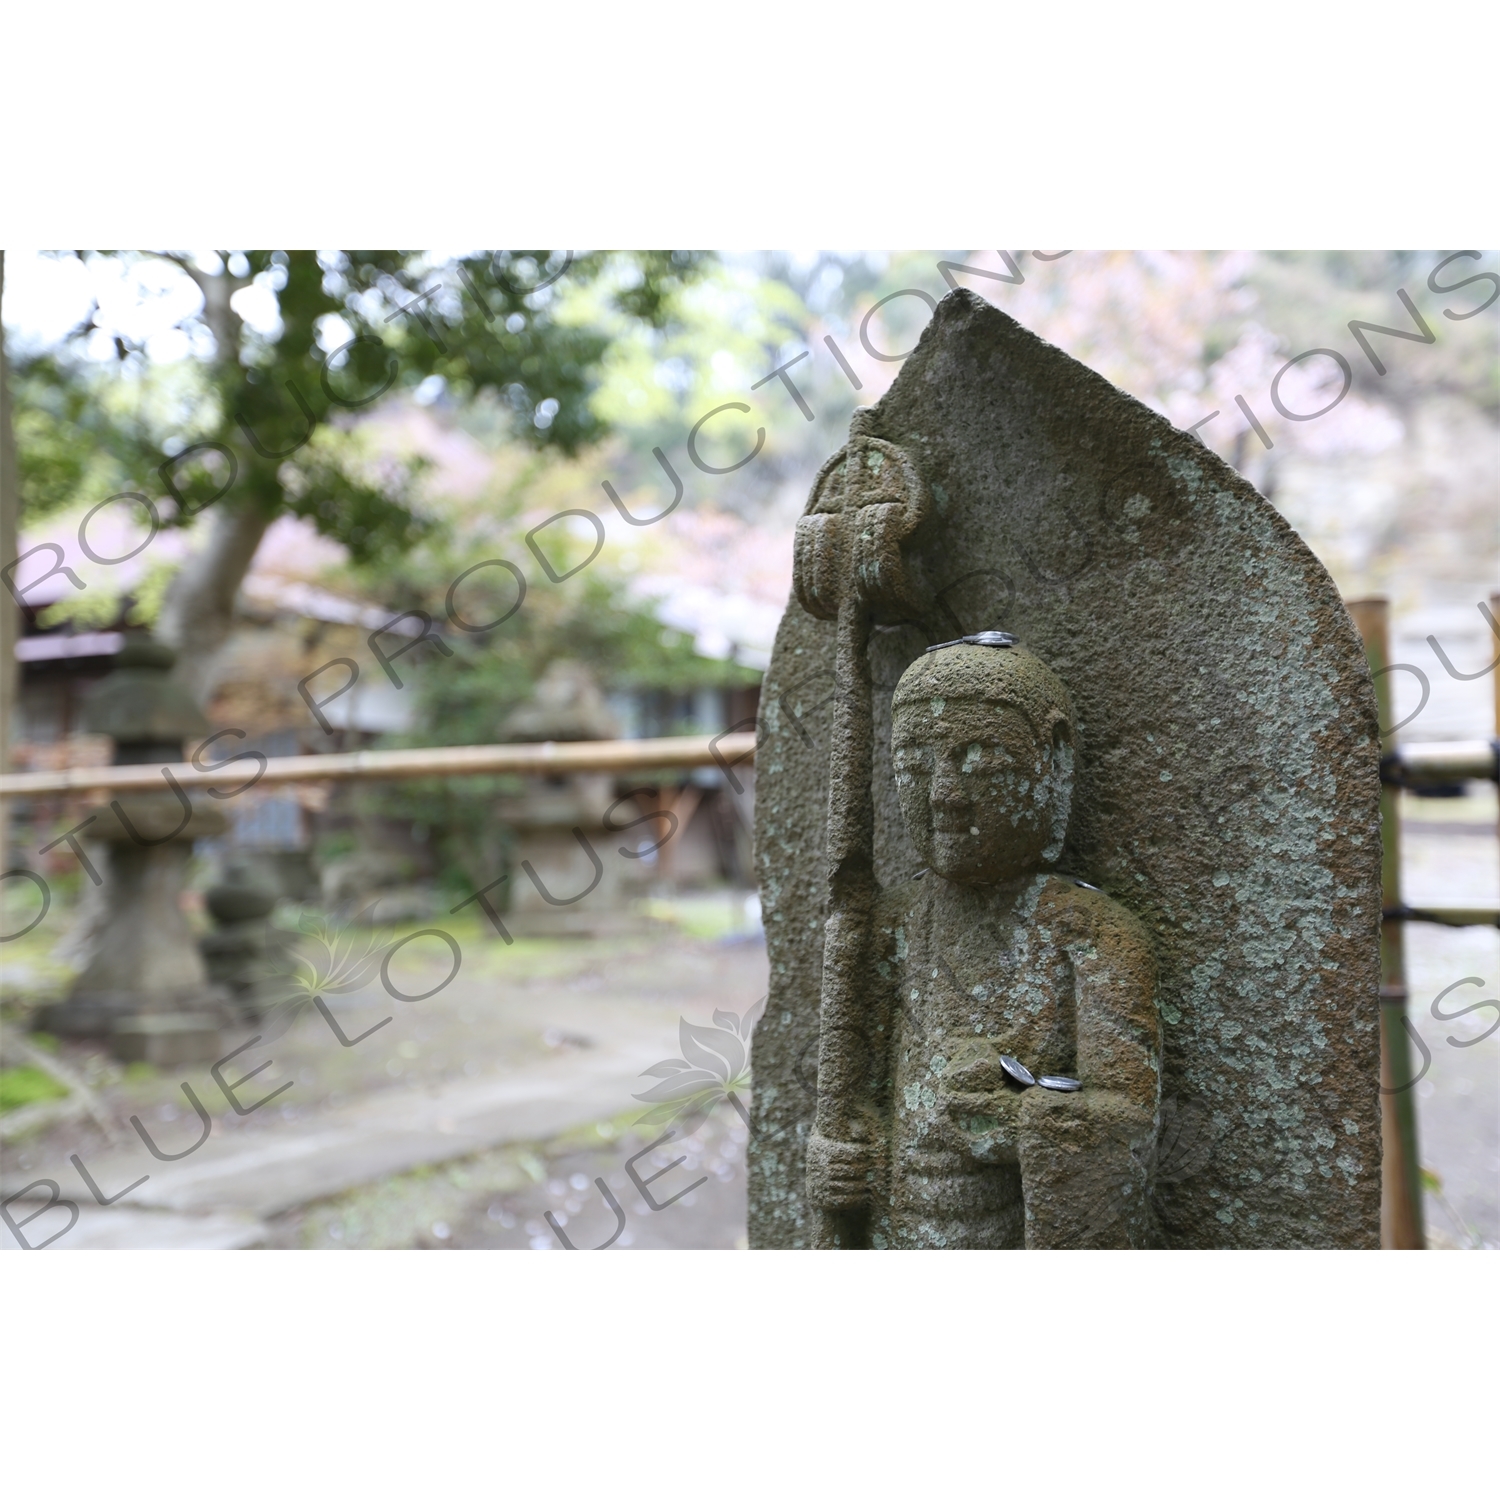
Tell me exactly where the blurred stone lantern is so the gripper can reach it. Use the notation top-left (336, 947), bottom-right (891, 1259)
top-left (494, 661), bottom-right (627, 936)
top-left (43, 635), bottom-right (230, 1064)
top-left (200, 856), bottom-right (287, 1023)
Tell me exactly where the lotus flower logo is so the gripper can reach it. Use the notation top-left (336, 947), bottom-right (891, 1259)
top-left (260, 909), bottom-right (392, 1040)
top-left (633, 1004), bottom-right (761, 1131)
top-left (1076, 1095), bottom-right (1219, 1244)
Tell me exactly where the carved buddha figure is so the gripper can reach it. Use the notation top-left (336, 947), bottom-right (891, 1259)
top-left (808, 637), bottom-right (1162, 1248)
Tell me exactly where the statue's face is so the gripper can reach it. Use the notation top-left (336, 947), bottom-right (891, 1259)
top-left (892, 694), bottom-right (1072, 885)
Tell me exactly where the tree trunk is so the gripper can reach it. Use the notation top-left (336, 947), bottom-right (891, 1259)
top-left (156, 500), bottom-right (272, 704)
top-left (152, 252), bottom-right (262, 706)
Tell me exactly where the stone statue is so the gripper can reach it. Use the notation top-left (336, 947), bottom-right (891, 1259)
top-left (806, 636), bottom-right (1161, 1247)
top-left (752, 290), bottom-right (1383, 1250)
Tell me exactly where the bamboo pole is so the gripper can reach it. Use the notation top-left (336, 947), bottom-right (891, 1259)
top-left (1383, 906), bottom-right (1500, 928)
top-left (1385, 740), bottom-right (1500, 785)
top-left (0, 733), bottom-right (757, 799)
top-left (1346, 597), bottom-right (1426, 1249)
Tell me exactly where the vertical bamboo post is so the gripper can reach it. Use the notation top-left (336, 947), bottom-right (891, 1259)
top-left (1347, 596), bottom-right (1426, 1248)
top-left (1491, 591), bottom-right (1499, 887)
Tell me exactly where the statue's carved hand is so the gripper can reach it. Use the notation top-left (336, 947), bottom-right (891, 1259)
top-left (927, 1045), bottom-right (1028, 1160)
top-left (942, 1052), bottom-right (1006, 1092)
top-left (805, 1133), bottom-right (874, 1210)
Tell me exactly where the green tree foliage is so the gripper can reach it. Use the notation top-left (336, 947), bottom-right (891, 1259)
top-left (11, 250), bottom-right (715, 710)
top-left (11, 351), bottom-right (165, 525)
top-left (17, 249), bottom-right (711, 547)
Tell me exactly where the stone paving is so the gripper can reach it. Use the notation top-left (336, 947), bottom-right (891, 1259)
top-left (261, 1104), bottom-right (749, 1250)
top-left (2, 894), bottom-right (767, 1250)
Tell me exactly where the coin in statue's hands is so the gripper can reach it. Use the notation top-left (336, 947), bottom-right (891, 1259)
top-left (1037, 1075), bottom-right (1082, 1092)
top-left (999, 1055), bottom-right (1036, 1088)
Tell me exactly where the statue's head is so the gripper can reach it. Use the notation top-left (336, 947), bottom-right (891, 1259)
top-left (892, 633), bottom-right (1075, 885)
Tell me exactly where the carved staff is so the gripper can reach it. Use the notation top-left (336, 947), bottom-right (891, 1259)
top-left (793, 407), bottom-right (931, 1248)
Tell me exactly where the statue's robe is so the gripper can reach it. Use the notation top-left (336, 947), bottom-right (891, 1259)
top-left (867, 872), bottom-right (1161, 1248)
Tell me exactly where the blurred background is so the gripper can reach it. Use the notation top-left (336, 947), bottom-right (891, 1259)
top-left (1, 249), bottom-right (1495, 1250)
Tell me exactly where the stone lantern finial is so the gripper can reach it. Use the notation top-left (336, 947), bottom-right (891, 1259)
top-left (79, 634), bottom-right (210, 765)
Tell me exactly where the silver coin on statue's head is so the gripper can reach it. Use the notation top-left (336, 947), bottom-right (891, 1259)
top-left (924, 629), bottom-right (1019, 654)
